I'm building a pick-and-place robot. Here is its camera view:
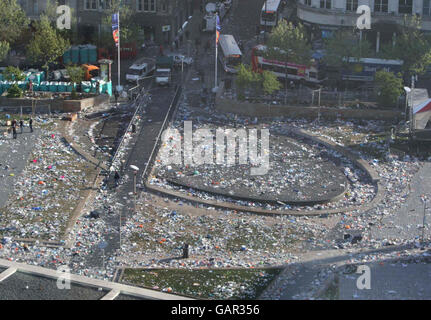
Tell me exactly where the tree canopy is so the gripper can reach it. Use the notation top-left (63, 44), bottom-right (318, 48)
top-left (323, 29), bottom-right (373, 70)
top-left (66, 65), bottom-right (85, 85)
top-left (0, 42), bottom-right (10, 62)
top-left (100, 0), bottom-right (141, 47)
top-left (265, 20), bottom-right (312, 65)
top-left (374, 70), bottom-right (403, 108)
top-left (0, 0), bottom-right (29, 44)
top-left (235, 64), bottom-right (280, 99)
top-left (379, 15), bottom-right (431, 78)
top-left (27, 15), bottom-right (70, 70)
top-left (3, 66), bottom-right (25, 81)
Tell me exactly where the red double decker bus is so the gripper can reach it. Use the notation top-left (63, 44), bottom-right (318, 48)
top-left (251, 44), bottom-right (324, 84)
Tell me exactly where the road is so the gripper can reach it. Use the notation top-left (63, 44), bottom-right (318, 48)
top-left (81, 71), bottom-right (182, 271)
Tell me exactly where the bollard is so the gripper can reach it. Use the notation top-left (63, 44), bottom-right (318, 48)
top-left (182, 243), bottom-right (189, 259)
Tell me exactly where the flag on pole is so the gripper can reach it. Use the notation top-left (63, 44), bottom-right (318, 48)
top-left (112, 13), bottom-right (119, 46)
top-left (216, 14), bottom-right (221, 44)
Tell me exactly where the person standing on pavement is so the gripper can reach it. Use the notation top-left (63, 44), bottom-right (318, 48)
top-left (114, 90), bottom-right (119, 105)
top-left (114, 171), bottom-right (120, 187)
top-left (19, 119), bottom-right (24, 133)
top-left (12, 125), bottom-right (17, 139)
top-left (29, 117), bottom-right (33, 133)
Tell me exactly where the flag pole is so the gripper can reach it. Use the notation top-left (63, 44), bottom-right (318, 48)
top-left (214, 12), bottom-right (218, 92)
top-left (117, 11), bottom-right (121, 91)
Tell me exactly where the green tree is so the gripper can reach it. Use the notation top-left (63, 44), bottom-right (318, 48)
top-left (66, 65), bottom-right (85, 99)
top-left (265, 20), bottom-right (311, 102)
top-left (266, 20), bottom-right (311, 65)
top-left (3, 66), bottom-right (25, 81)
top-left (235, 63), bottom-right (256, 100)
top-left (7, 83), bottom-right (23, 98)
top-left (27, 15), bottom-right (70, 71)
top-left (0, 0), bottom-right (29, 44)
top-left (235, 64), bottom-right (280, 99)
top-left (379, 15), bottom-right (431, 79)
top-left (262, 70), bottom-right (281, 95)
top-left (374, 71), bottom-right (403, 108)
top-left (0, 41), bottom-right (10, 62)
top-left (323, 29), bottom-right (373, 81)
top-left (100, 0), bottom-right (141, 48)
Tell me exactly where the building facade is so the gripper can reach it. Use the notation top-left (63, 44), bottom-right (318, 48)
top-left (78, 0), bottom-right (196, 46)
top-left (297, 0), bottom-right (431, 51)
top-left (18, 0), bottom-right (198, 47)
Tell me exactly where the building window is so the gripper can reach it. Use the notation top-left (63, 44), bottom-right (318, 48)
top-left (32, 0), bottom-right (38, 14)
top-left (18, 0), bottom-right (27, 10)
top-left (399, 0), bottom-right (412, 14)
top-left (374, 0), bottom-right (388, 12)
top-left (85, 0), bottom-right (97, 10)
top-left (424, 0), bottom-right (431, 16)
top-left (320, 0), bottom-right (331, 9)
top-left (137, 0), bottom-right (156, 12)
top-left (97, 0), bottom-right (112, 9)
top-left (346, 0), bottom-right (358, 11)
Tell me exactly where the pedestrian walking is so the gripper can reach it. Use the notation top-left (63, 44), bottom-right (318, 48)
top-left (114, 90), bottom-right (119, 105)
top-left (29, 117), bottom-right (33, 133)
top-left (12, 126), bottom-right (17, 139)
top-left (19, 119), bottom-right (23, 133)
top-left (11, 119), bottom-right (17, 129)
top-left (114, 171), bottom-right (120, 187)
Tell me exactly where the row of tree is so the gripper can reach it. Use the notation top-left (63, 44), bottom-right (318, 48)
top-left (236, 15), bottom-right (431, 106)
top-left (0, 0), bottom-right (140, 70)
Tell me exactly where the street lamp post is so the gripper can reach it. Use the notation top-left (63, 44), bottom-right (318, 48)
top-left (264, 0), bottom-right (267, 43)
top-left (404, 86), bottom-right (411, 122)
top-left (130, 165), bottom-right (139, 213)
top-left (422, 195), bottom-right (428, 246)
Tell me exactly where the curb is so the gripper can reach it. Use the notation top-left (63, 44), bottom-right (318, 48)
top-left (61, 122), bottom-right (109, 171)
top-left (144, 128), bottom-right (384, 216)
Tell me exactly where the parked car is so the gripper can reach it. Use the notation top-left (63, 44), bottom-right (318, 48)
top-left (154, 68), bottom-right (171, 86)
top-left (167, 54), bottom-right (193, 68)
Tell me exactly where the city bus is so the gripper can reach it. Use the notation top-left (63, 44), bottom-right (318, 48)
top-left (340, 57), bottom-right (404, 82)
top-left (251, 44), bottom-right (324, 84)
top-left (260, 0), bottom-right (282, 29)
top-left (218, 34), bottom-right (242, 73)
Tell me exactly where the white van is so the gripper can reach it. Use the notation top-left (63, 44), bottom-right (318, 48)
top-left (154, 68), bottom-right (171, 86)
top-left (126, 60), bottom-right (155, 83)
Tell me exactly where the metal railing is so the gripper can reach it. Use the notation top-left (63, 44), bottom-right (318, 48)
top-left (110, 86), bottom-right (148, 172)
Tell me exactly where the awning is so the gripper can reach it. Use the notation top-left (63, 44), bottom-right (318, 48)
top-left (413, 96), bottom-right (431, 130)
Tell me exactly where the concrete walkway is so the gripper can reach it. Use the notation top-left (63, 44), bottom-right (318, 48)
top-left (370, 161), bottom-right (431, 242)
top-left (0, 128), bottom-right (40, 207)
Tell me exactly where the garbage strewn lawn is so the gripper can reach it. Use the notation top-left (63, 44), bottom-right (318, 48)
top-left (122, 267), bottom-right (282, 299)
top-left (0, 123), bottom-right (98, 240)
